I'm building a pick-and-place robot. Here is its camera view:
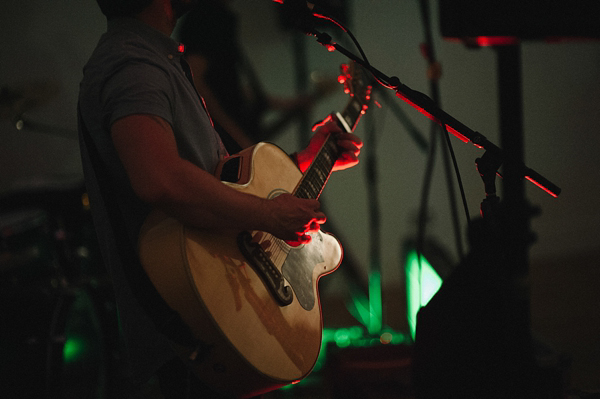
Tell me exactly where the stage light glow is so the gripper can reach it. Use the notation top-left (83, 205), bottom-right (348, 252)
top-left (368, 271), bottom-right (382, 334)
top-left (380, 331), bottom-right (393, 344)
top-left (347, 291), bottom-right (370, 328)
top-left (62, 335), bottom-right (87, 363)
top-left (405, 249), bottom-right (443, 341)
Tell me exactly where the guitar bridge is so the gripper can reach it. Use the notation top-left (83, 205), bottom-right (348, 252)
top-left (237, 231), bottom-right (293, 306)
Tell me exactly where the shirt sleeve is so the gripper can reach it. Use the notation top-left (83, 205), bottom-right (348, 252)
top-left (101, 61), bottom-right (174, 129)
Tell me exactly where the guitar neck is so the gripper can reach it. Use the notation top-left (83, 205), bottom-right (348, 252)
top-left (294, 95), bottom-right (367, 201)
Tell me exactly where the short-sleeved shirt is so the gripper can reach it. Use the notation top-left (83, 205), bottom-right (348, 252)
top-left (78, 17), bottom-right (226, 388)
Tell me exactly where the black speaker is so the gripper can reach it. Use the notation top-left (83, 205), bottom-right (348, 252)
top-left (413, 219), bottom-right (566, 398)
top-left (439, 0), bottom-right (600, 40)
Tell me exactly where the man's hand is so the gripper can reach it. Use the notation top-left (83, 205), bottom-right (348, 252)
top-left (295, 115), bottom-right (363, 173)
top-left (111, 114), bottom-right (322, 242)
top-left (266, 193), bottom-right (326, 244)
top-left (111, 114), bottom-right (345, 246)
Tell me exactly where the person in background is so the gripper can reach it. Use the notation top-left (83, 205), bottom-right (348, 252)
top-left (178, 0), bottom-right (322, 153)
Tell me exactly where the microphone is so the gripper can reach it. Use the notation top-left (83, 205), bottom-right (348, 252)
top-left (272, 0), bottom-right (324, 35)
top-left (272, 0), bottom-right (319, 7)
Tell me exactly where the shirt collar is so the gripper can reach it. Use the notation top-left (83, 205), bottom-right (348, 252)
top-left (107, 17), bottom-right (185, 60)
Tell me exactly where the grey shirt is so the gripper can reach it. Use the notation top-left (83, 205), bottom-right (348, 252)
top-left (78, 17), bottom-right (226, 387)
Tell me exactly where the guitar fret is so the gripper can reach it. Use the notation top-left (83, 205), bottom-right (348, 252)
top-left (314, 171), bottom-right (326, 187)
top-left (307, 180), bottom-right (317, 196)
top-left (297, 186), bottom-right (310, 199)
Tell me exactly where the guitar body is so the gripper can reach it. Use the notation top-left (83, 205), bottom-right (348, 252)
top-left (139, 143), bottom-right (343, 398)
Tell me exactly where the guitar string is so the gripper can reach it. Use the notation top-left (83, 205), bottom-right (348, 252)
top-left (263, 91), bottom-right (366, 282)
top-left (250, 134), bottom-right (338, 280)
top-left (238, 88), bottom-right (365, 294)
top-left (287, 141), bottom-right (335, 253)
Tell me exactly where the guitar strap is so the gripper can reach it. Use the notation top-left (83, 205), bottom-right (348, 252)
top-left (180, 55), bottom-right (242, 155)
top-left (77, 105), bottom-right (196, 346)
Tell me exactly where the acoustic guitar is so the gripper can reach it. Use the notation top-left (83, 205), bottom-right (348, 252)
top-left (138, 62), bottom-right (372, 398)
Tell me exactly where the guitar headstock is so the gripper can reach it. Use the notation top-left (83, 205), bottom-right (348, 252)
top-left (338, 61), bottom-right (373, 114)
top-left (333, 61), bottom-right (374, 132)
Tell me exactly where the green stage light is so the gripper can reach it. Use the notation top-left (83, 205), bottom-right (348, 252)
top-left (368, 271), bottom-right (382, 334)
top-left (62, 335), bottom-right (87, 363)
top-left (405, 249), bottom-right (444, 341)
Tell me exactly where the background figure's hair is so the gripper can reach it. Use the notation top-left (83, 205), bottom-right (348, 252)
top-left (96, 0), bottom-right (154, 19)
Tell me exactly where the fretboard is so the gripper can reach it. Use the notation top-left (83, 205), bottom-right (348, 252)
top-left (293, 94), bottom-right (367, 200)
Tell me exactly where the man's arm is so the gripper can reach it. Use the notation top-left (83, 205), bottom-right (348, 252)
top-left (111, 114), bottom-right (324, 242)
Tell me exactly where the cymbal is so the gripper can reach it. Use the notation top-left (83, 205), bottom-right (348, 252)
top-left (0, 80), bottom-right (60, 121)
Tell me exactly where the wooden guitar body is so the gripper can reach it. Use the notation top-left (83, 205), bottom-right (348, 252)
top-left (139, 143), bottom-right (343, 398)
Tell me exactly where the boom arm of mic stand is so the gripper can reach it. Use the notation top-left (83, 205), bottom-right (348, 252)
top-left (311, 31), bottom-right (561, 198)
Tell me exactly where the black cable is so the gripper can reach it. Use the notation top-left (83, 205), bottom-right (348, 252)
top-left (312, 12), bottom-right (371, 66)
top-left (442, 123), bottom-right (471, 226)
top-left (416, 0), bottom-right (468, 262)
top-left (312, 1), bottom-right (472, 257)
top-left (415, 0), bottom-right (440, 266)
top-left (439, 123), bottom-right (467, 258)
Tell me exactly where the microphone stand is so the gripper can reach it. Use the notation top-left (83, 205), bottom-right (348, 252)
top-left (303, 21), bottom-right (561, 396)
top-left (308, 30), bottom-right (560, 198)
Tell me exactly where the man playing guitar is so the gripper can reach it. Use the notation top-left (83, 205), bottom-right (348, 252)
top-left (78, 0), bottom-right (362, 397)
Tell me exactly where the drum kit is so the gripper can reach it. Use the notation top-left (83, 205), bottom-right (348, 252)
top-left (0, 81), bottom-right (123, 398)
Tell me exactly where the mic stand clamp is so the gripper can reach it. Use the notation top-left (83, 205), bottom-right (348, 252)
top-left (476, 150), bottom-right (502, 221)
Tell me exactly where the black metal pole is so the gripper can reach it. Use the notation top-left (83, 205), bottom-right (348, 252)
top-left (495, 43), bottom-right (537, 395)
top-left (496, 44), bottom-right (530, 289)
